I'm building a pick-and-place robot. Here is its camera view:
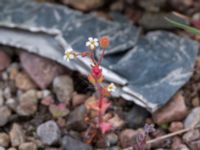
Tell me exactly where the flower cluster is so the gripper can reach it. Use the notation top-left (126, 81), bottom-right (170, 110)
top-left (64, 36), bottom-right (116, 134)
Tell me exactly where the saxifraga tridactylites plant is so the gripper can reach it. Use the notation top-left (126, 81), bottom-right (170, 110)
top-left (64, 36), bottom-right (116, 142)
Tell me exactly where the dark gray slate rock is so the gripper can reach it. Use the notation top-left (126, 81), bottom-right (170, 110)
top-left (110, 31), bottom-right (198, 109)
top-left (0, 0), bottom-right (198, 112)
top-left (62, 135), bottom-right (93, 150)
top-left (0, 0), bottom-right (139, 53)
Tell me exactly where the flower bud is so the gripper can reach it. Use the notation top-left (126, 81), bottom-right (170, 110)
top-left (99, 36), bottom-right (109, 49)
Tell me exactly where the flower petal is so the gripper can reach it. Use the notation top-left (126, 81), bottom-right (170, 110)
top-left (95, 42), bottom-right (99, 47)
top-left (94, 38), bottom-right (98, 42)
top-left (69, 54), bottom-right (75, 59)
top-left (88, 37), bottom-right (93, 41)
top-left (90, 44), bottom-right (95, 50)
top-left (86, 41), bottom-right (90, 47)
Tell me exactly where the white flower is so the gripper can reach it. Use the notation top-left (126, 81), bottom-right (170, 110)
top-left (107, 83), bottom-right (116, 92)
top-left (86, 37), bottom-right (99, 50)
top-left (64, 48), bottom-right (75, 61)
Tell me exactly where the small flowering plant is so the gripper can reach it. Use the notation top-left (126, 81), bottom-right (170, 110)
top-left (64, 36), bottom-right (116, 136)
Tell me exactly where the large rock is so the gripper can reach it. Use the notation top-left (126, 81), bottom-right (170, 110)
top-left (153, 93), bottom-right (188, 124)
top-left (62, 135), bottom-right (93, 150)
top-left (62, 0), bottom-right (106, 11)
top-left (37, 120), bottom-right (61, 145)
top-left (0, 51), bottom-right (10, 72)
top-left (20, 51), bottom-right (66, 89)
top-left (53, 75), bottom-right (74, 105)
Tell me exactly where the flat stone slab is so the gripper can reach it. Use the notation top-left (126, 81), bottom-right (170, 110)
top-left (0, 0), bottom-right (198, 112)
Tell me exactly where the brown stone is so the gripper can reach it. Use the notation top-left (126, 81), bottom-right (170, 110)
top-left (153, 93), bottom-right (188, 124)
top-left (19, 142), bottom-right (37, 150)
top-left (0, 51), bottom-right (10, 72)
top-left (169, 122), bottom-right (184, 132)
top-left (72, 92), bottom-right (88, 107)
top-left (0, 133), bottom-right (10, 147)
top-left (15, 72), bottom-right (37, 91)
top-left (61, 0), bottom-right (106, 11)
top-left (20, 51), bottom-right (66, 89)
top-left (119, 129), bottom-right (144, 148)
top-left (0, 106), bottom-right (12, 127)
top-left (10, 123), bottom-right (25, 147)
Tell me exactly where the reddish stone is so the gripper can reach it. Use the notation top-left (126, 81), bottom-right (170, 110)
top-left (153, 93), bottom-right (188, 124)
top-left (169, 122), bottom-right (184, 132)
top-left (0, 51), bottom-right (11, 71)
top-left (20, 51), bottom-right (67, 89)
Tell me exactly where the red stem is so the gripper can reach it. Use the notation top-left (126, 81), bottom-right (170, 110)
top-left (90, 52), bottom-right (97, 65)
top-left (95, 82), bottom-right (103, 125)
top-left (98, 48), bottom-right (106, 65)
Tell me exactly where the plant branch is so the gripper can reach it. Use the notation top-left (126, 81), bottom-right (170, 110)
top-left (98, 48), bottom-right (106, 65)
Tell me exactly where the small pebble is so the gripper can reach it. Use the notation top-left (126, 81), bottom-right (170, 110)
top-left (0, 146), bottom-right (5, 150)
top-left (3, 87), bottom-right (12, 99)
top-left (9, 123), bottom-right (25, 147)
top-left (6, 98), bottom-right (18, 111)
top-left (37, 120), bottom-right (61, 145)
top-left (169, 122), bottom-right (184, 132)
top-left (192, 97), bottom-right (200, 107)
top-left (0, 133), bottom-right (10, 147)
top-left (1, 71), bottom-right (8, 81)
top-left (0, 91), bottom-right (4, 107)
top-left (0, 106), bottom-right (12, 127)
top-left (105, 133), bottom-right (118, 146)
top-left (19, 142), bottom-right (37, 150)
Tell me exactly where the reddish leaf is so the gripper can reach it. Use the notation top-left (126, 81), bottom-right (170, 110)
top-left (88, 98), bottom-right (111, 114)
top-left (99, 122), bottom-right (112, 134)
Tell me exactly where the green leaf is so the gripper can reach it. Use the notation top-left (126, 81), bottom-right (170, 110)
top-left (160, 123), bottom-right (169, 130)
top-left (165, 17), bottom-right (200, 35)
